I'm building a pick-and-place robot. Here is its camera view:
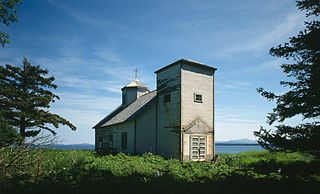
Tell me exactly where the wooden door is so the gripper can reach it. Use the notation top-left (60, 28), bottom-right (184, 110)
top-left (190, 136), bottom-right (206, 161)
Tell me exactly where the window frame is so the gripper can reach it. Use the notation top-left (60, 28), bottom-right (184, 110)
top-left (194, 93), bottom-right (203, 103)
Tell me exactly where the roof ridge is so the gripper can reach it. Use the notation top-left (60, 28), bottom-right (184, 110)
top-left (154, 58), bottom-right (217, 74)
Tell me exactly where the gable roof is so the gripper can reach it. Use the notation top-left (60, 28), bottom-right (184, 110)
top-left (155, 58), bottom-right (217, 74)
top-left (93, 90), bottom-right (157, 128)
top-left (184, 118), bottom-right (212, 134)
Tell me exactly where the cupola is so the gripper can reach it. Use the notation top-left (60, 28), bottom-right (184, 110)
top-left (121, 79), bottom-right (149, 106)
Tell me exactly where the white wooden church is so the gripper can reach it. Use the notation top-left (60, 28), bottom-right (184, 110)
top-left (93, 59), bottom-right (217, 162)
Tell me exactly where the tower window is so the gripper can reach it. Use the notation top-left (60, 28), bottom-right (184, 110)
top-left (164, 94), bottom-right (171, 103)
top-left (194, 93), bottom-right (203, 103)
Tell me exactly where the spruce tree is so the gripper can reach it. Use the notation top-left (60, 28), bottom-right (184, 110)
top-left (0, 111), bottom-right (21, 147)
top-left (0, 57), bottom-right (76, 138)
top-left (254, 0), bottom-right (320, 156)
top-left (0, 0), bottom-right (23, 47)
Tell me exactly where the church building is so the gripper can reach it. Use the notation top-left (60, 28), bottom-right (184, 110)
top-left (93, 59), bottom-right (217, 162)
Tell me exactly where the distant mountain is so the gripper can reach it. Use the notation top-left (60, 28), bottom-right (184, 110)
top-left (50, 143), bottom-right (95, 150)
top-left (216, 138), bottom-right (258, 145)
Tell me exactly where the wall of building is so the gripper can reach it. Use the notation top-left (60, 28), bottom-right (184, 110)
top-left (95, 126), bottom-right (117, 151)
top-left (156, 64), bottom-right (181, 159)
top-left (180, 63), bottom-right (215, 162)
top-left (115, 121), bottom-right (135, 153)
top-left (135, 101), bottom-right (157, 153)
top-left (95, 121), bottom-right (135, 154)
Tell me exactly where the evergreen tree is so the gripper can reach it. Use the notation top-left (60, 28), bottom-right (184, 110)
top-left (0, 57), bottom-right (76, 138)
top-left (254, 0), bottom-right (320, 156)
top-left (0, 0), bottom-right (23, 47)
top-left (0, 111), bottom-right (21, 147)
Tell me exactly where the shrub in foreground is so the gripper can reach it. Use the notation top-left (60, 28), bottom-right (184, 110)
top-left (0, 150), bottom-right (319, 194)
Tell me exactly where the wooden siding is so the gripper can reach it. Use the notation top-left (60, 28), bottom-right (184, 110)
top-left (95, 121), bottom-right (135, 154)
top-left (135, 102), bottom-right (157, 153)
top-left (181, 63), bottom-right (214, 162)
top-left (156, 64), bottom-right (181, 158)
top-left (115, 121), bottom-right (135, 153)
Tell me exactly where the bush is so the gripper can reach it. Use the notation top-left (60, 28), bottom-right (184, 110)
top-left (0, 150), bottom-right (319, 194)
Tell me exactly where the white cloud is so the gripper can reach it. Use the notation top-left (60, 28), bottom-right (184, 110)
top-left (216, 122), bottom-right (260, 141)
top-left (56, 76), bottom-right (123, 94)
top-left (215, 105), bottom-right (268, 141)
top-left (53, 91), bottom-right (121, 111)
top-left (215, 11), bottom-right (305, 58)
top-left (251, 12), bottom-right (305, 52)
top-left (30, 35), bottom-right (155, 93)
top-left (50, 91), bottom-right (122, 144)
top-left (216, 81), bottom-right (252, 90)
top-left (225, 58), bottom-right (285, 76)
top-left (259, 59), bottom-right (283, 70)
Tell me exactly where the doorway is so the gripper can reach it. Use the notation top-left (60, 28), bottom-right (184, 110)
top-left (190, 135), bottom-right (206, 161)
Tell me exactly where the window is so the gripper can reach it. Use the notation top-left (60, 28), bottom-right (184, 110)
top-left (98, 136), bottom-right (103, 148)
top-left (121, 132), bottom-right (127, 149)
top-left (194, 93), bottom-right (203, 103)
top-left (164, 94), bottom-right (171, 103)
top-left (107, 135), bottom-right (113, 148)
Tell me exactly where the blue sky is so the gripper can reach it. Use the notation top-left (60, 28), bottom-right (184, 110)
top-left (0, 0), bottom-right (306, 144)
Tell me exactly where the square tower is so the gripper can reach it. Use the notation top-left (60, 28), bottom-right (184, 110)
top-left (155, 59), bottom-right (216, 162)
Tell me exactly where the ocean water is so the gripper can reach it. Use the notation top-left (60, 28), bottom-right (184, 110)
top-left (216, 145), bottom-right (264, 154)
top-left (54, 144), bottom-right (264, 154)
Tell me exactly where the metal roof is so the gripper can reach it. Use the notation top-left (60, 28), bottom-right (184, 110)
top-left (154, 58), bottom-right (217, 74)
top-left (121, 79), bottom-right (148, 90)
top-left (93, 90), bottom-right (157, 128)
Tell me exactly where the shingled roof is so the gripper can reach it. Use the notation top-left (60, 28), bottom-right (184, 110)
top-left (93, 91), bottom-right (157, 128)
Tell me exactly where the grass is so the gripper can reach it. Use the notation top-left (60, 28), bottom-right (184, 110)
top-left (1, 150), bottom-right (319, 194)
